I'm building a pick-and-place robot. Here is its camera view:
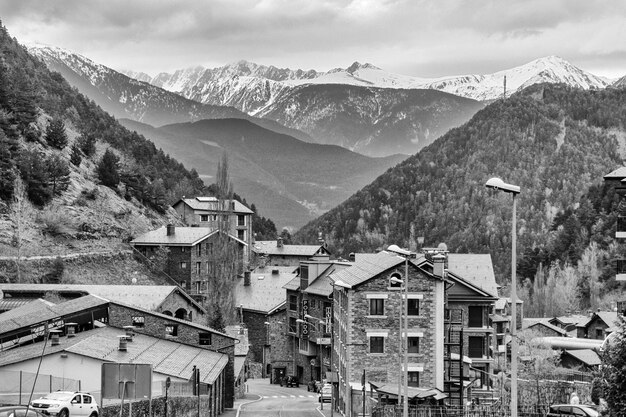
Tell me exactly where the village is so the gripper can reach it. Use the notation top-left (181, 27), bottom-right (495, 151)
top-left (1, 168), bottom-right (624, 417)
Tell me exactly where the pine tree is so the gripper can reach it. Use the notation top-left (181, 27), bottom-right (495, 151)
top-left (70, 144), bottom-right (82, 166)
top-left (46, 154), bottom-right (71, 195)
top-left (97, 149), bottom-right (120, 188)
top-left (77, 133), bottom-right (96, 157)
top-left (0, 130), bottom-right (16, 201)
top-left (45, 118), bottom-right (68, 150)
top-left (18, 148), bottom-right (51, 206)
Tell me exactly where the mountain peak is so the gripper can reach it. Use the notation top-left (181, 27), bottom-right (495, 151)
top-left (346, 61), bottom-right (380, 73)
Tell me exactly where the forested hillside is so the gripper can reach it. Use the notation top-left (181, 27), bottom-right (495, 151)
top-left (296, 84), bottom-right (626, 311)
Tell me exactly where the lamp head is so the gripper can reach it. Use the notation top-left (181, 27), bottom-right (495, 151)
top-left (387, 244), bottom-right (411, 256)
top-left (389, 277), bottom-right (404, 285)
top-left (296, 318), bottom-right (306, 324)
top-left (485, 177), bottom-right (520, 195)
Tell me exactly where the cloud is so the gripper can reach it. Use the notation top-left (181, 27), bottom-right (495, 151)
top-left (0, 0), bottom-right (625, 78)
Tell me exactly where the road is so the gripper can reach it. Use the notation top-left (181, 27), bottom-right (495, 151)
top-left (235, 378), bottom-right (331, 417)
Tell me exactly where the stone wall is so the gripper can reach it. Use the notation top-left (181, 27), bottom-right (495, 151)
top-left (241, 310), bottom-right (267, 363)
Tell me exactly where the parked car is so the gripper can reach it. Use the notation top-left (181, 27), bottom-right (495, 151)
top-left (318, 384), bottom-right (332, 403)
top-left (284, 376), bottom-right (299, 388)
top-left (30, 392), bottom-right (99, 417)
top-left (547, 404), bottom-right (599, 417)
top-left (0, 406), bottom-right (47, 417)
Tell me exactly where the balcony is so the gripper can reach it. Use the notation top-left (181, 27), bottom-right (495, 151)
top-left (617, 259), bottom-right (626, 281)
top-left (298, 338), bottom-right (318, 356)
top-left (617, 216), bottom-right (626, 239)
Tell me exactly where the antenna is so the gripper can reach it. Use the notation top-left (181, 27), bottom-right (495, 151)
top-left (503, 75), bottom-right (507, 99)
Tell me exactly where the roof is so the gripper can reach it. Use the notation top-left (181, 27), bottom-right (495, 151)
top-left (604, 167), bottom-right (626, 180)
top-left (523, 318), bottom-right (551, 329)
top-left (176, 197), bottom-right (254, 214)
top-left (596, 311), bottom-right (619, 329)
top-left (447, 254), bottom-right (498, 297)
top-left (374, 384), bottom-right (447, 400)
top-left (0, 326), bottom-right (228, 384)
top-left (527, 321), bottom-right (568, 336)
top-left (132, 227), bottom-right (247, 247)
top-left (303, 263), bottom-right (351, 297)
top-left (234, 266), bottom-right (298, 313)
top-left (0, 297), bottom-right (43, 312)
top-left (551, 314), bottom-right (589, 327)
top-left (329, 251), bottom-right (414, 287)
top-left (561, 349), bottom-right (601, 367)
top-left (283, 276), bottom-right (301, 291)
top-left (0, 295), bottom-right (108, 336)
top-left (224, 325), bottom-right (250, 357)
top-left (252, 241), bottom-right (326, 256)
top-left (0, 284), bottom-right (206, 314)
top-left (494, 298), bottom-right (507, 310)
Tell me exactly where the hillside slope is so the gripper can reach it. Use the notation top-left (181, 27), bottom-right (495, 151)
top-left (295, 84), bottom-right (626, 280)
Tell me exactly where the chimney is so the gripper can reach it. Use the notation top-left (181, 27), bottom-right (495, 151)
top-left (272, 268), bottom-right (279, 275)
top-left (277, 237), bottom-right (283, 248)
top-left (66, 323), bottom-right (76, 338)
top-left (118, 336), bottom-right (128, 351)
top-left (166, 224), bottom-right (175, 236)
top-left (349, 253), bottom-right (355, 262)
top-left (244, 270), bottom-right (251, 286)
top-left (124, 326), bottom-right (135, 341)
top-left (50, 331), bottom-right (61, 346)
top-left (432, 253), bottom-right (446, 279)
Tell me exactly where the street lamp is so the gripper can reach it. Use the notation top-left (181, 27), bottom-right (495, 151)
top-left (485, 177), bottom-right (520, 417)
top-left (387, 244), bottom-right (411, 417)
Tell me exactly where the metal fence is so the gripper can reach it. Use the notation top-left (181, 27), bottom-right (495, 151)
top-left (0, 370), bottom-right (81, 406)
top-left (372, 404), bottom-right (552, 417)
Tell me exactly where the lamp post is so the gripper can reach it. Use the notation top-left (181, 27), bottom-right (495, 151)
top-left (387, 244), bottom-right (411, 417)
top-left (485, 177), bottom-right (520, 417)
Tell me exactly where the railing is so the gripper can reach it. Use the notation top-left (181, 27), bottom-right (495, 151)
top-left (0, 370), bottom-right (81, 405)
top-left (372, 404), bottom-right (551, 417)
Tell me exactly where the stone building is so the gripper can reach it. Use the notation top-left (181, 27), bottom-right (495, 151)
top-left (252, 238), bottom-right (331, 267)
top-left (131, 225), bottom-right (247, 292)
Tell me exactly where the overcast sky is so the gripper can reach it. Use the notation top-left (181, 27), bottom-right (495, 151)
top-left (1, 0), bottom-right (625, 79)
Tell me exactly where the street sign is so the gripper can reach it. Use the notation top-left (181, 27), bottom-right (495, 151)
top-left (317, 337), bottom-right (331, 345)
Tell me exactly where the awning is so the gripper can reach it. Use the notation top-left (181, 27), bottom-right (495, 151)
top-left (374, 384), bottom-right (448, 400)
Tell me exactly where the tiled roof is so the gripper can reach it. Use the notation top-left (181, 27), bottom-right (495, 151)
top-left (304, 264), bottom-right (351, 297)
top-left (329, 251), bottom-right (410, 287)
top-left (131, 226), bottom-right (215, 246)
top-left (0, 326), bottom-right (228, 384)
top-left (0, 299), bottom-right (55, 322)
top-left (527, 321), bottom-right (568, 336)
top-left (562, 349), bottom-right (601, 367)
top-left (0, 284), bottom-right (205, 313)
top-left (447, 254), bottom-right (498, 297)
top-left (234, 266), bottom-right (297, 313)
top-left (178, 197), bottom-right (254, 215)
top-left (252, 241), bottom-right (325, 256)
top-left (0, 295), bottom-right (108, 336)
top-left (0, 297), bottom-right (42, 312)
top-left (494, 298), bottom-right (507, 310)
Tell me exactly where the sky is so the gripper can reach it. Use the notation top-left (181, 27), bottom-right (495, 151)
top-left (1, 0), bottom-right (626, 79)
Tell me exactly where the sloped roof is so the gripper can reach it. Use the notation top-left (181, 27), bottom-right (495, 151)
top-left (562, 349), bottom-right (601, 367)
top-left (131, 226), bottom-right (214, 246)
top-left (551, 314), bottom-right (589, 327)
top-left (0, 284), bottom-right (205, 314)
top-left (527, 321), bottom-right (568, 336)
top-left (304, 263), bottom-right (351, 297)
top-left (0, 299), bottom-right (55, 322)
top-left (0, 297), bottom-right (43, 312)
top-left (329, 251), bottom-right (410, 287)
top-left (494, 298), bottom-right (507, 310)
top-left (604, 167), bottom-right (626, 180)
top-left (0, 326), bottom-right (228, 384)
top-left (522, 317), bottom-right (551, 329)
top-left (234, 266), bottom-right (297, 313)
top-left (447, 254), bottom-right (498, 297)
top-left (0, 295), bottom-right (108, 336)
top-left (176, 197), bottom-right (254, 214)
top-left (252, 241), bottom-right (326, 256)
top-left (283, 276), bottom-right (301, 291)
top-left (596, 311), bottom-right (619, 329)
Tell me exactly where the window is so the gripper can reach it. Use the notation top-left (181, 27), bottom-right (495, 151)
top-left (288, 317), bottom-right (297, 333)
top-left (468, 306), bottom-right (483, 327)
top-left (238, 215), bottom-right (245, 226)
top-left (289, 295), bottom-right (298, 311)
top-left (468, 336), bottom-right (484, 358)
top-left (595, 328), bottom-right (604, 339)
top-left (238, 230), bottom-right (245, 241)
top-left (165, 324), bottom-right (178, 337)
top-left (181, 247), bottom-right (187, 252)
top-left (180, 261), bottom-right (187, 269)
top-left (197, 244), bottom-right (202, 256)
top-left (82, 395), bottom-right (92, 404)
top-left (408, 337), bottom-right (419, 354)
top-left (199, 333), bottom-right (212, 345)
top-left (200, 214), bottom-right (208, 222)
top-left (195, 262), bottom-right (202, 274)
top-left (131, 316), bottom-right (145, 328)
top-left (207, 243), bottom-right (213, 255)
top-left (72, 395), bottom-right (82, 404)
top-left (408, 372), bottom-right (420, 387)
top-left (369, 299), bottom-right (385, 316)
top-left (389, 273), bottom-right (402, 288)
top-left (407, 299), bottom-right (419, 316)
top-left (369, 336), bottom-right (384, 353)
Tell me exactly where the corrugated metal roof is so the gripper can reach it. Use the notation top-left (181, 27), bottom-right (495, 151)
top-left (234, 266), bottom-right (298, 313)
top-left (131, 226), bottom-right (215, 246)
top-left (0, 295), bottom-right (108, 336)
top-left (447, 254), bottom-right (498, 297)
top-left (178, 197), bottom-right (254, 215)
top-left (0, 284), bottom-right (194, 313)
top-left (252, 241), bottom-right (326, 256)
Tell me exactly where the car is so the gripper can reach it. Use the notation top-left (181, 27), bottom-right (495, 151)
top-left (29, 392), bottom-right (99, 417)
top-left (284, 376), bottom-right (299, 388)
top-left (318, 384), bottom-right (332, 403)
top-left (0, 405), bottom-right (48, 417)
top-left (546, 404), bottom-right (599, 417)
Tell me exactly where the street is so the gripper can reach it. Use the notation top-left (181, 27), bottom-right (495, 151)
top-left (233, 378), bottom-right (331, 417)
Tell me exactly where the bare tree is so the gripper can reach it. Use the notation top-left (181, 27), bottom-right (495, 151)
top-left (10, 176), bottom-right (37, 282)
